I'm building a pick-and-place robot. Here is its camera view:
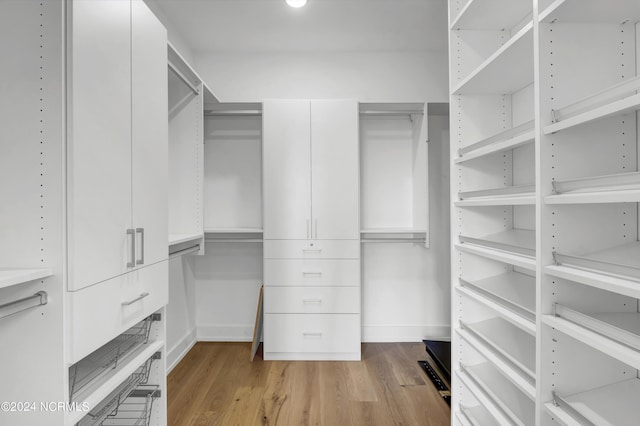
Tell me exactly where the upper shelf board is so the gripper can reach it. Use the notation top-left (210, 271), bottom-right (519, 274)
top-left (540, 0), bottom-right (640, 23)
top-left (0, 268), bottom-right (53, 290)
top-left (451, 0), bottom-right (532, 30)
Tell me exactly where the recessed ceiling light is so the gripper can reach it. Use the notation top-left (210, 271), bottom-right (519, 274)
top-left (286, 0), bottom-right (307, 8)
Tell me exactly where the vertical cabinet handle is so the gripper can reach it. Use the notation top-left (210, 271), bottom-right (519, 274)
top-left (126, 229), bottom-right (135, 268)
top-left (136, 228), bottom-right (145, 265)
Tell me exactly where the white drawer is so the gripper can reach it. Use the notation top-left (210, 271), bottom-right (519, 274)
top-left (264, 240), bottom-right (360, 259)
top-left (264, 313), bottom-right (360, 359)
top-left (264, 286), bottom-right (360, 314)
top-left (68, 260), bottom-right (168, 363)
top-left (264, 259), bottom-right (360, 287)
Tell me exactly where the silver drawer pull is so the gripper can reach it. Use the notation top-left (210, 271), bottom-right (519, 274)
top-left (302, 332), bottom-right (323, 338)
top-left (302, 271), bottom-right (322, 277)
top-left (121, 292), bottom-right (150, 306)
top-left (302, 298), bottom-right (322, 304)
top-left (302, 249), bottom-right (322, 254)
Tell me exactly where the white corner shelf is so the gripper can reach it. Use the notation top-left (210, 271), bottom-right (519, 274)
top-left (457, 184), bottom-right (535, 207)
top-left (540, 0), bottom-right (640, 24)
top-left (451, 0), bottom-right (532, 31)
top-left (542, 314), bottom-right (640, 371)
top-left (203, 228), bottom-right (263, 243)
top-left (551, 241), bottom-right (640, 286)
top-left (168, 233), bottom-right (203, 247)
top-left (462, 363), bottom-right (535, 426)
top-left (0, 268), bottom-right (53, 290)
top-left (544, 76), bottom-right (640, 134)
top-left (459, 404), bottom-right (499, 426)
top-left (452, 21), bottom-right (533, 95)
top-left (67, 340), bottom-right (163, 426)
top-left (462, 317), bottom-right (536, 380)
top-left (457, 368), bottom-right (513, 426)
top-left (360, 228), bottom-right (426, 234)
top-left (455, 121), bottom-right (534, 164)
top-left (547, 379), bottom-right (640, 426)
top-left (457, 328), bottom-right (536, 399)
top-left (204, 227), bottom-right (263, 234)
top-left (546, 171), bottom-right (640, 204)
top-left (461, 272), bottom-right (535, 316)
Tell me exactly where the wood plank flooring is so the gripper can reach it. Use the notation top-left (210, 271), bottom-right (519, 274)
top-left (167, 342), bottom-right (450, 426)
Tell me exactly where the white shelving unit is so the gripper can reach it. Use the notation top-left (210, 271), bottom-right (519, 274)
top-left (0, 269), bottom-right (53, 290)
top-left (450, 0), bottom-right (640, 424)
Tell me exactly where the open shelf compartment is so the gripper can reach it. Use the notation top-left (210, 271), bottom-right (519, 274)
top-left (457, 368), bottom-right (511, 426)
top-left (459, 404), bottom-right (500, 426)
top-left (461, 317), bottom-right (535, 380)
top-left (540, 0), bottom-right (640, 24)
top-left (69, 314), bottom-right (160, 401)
top-left (462, 362), bottom-right (535, 425)
top-left (452, 21), bottom-right (533, 95)
top-left (546, 171), bottom-right (640, 204)
top-left (455, 120), bottom-right (534, 164)
top-left (204, 228), bottom-right (263, 243)
top-left (451, 0), bottom-right (532, 31)
top-left (547, 378), bottom-right (640, 426)
top-left (457, 184), bottom-right (535, 206)
top-left (553, 303), bottom-right (640, 353)
top-left (552, 241), bottom-right (640, 283)
top-left (544, 75), bottom-right (640, 134)
top-left (460, 272), bottom-right (535, 319)
top-left (459, 229), bottom-right (535, 257)
top-left (77, 352), bottom-right (160, 426)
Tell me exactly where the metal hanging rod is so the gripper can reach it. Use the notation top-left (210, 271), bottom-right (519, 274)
top-left (0, 291), bottom-right (48, 320)
top-left (169, 245), bottom-right (200, 259)
top-left (168, 61), bottom-right (200, 96)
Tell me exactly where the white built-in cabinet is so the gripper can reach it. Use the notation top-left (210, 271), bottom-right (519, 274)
top-left (67, 0), bottom-right (168, 292)
top-left (0, 1), bottom-right (169, 425)
top-left (449, 0), bottom-right (640, 425)
top-left (262, 99), bottom-right (361, 360)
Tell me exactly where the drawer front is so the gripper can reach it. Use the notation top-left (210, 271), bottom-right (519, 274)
top-left (68, 260), bottom-right (168, 363)
top-left (264, 259), bottom-right (360, 287)
top-left (264, 240), bottom-right (360, 259)
top-left (264, 286), bottom-right (360, 314)
top-left (264, 313), bottom-right (360, 355)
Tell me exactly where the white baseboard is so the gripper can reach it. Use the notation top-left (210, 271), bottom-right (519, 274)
top-left (196, 324), bottom-right (254, 342)
top-left (362, 325), bottom-right (451, 343)
top-left (166, 328), bottom-right (197, 374)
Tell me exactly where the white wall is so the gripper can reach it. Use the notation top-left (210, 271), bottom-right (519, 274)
top-left (144, 0), bottom-right (195, 64)
top-left (195, 50), bottom-right (449, 103)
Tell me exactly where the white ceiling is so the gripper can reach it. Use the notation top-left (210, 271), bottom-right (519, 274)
top-left (150, 0), bottom-right (449, 53)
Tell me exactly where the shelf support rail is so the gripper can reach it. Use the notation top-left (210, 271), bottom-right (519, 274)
top-left (0, 291), bottom-right (48, 320)
top-left (551, 392), bottom-right (597, 426)
top-left (168, 61), bottom-right (200, 96)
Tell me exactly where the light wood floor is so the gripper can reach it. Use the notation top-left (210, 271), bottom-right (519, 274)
top-left (167, 342), bottom-right (451, 426)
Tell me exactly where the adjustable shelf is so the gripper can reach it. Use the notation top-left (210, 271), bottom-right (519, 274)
top-left (457, 229), bottom-right (536, 270)
top-left (459, 272), bottom-right (535, 333)
top-left (0, 268), bottom-right (52, 290)
top-left (546, 171), bottom-right (640, 204)
top-left (70, 315), bottom-right (160, 402)
top-left (462, 363), bottom-right (535, 425)
top-left (456, 368), bottom-right (513, 426)
top-left (204, 228), bottom-right (263, 243)
top-left (459, 404), bottom-right (499, 426)
top-left (550, 241), bottom-right (640, 291)
top-left (540, 0), bottom-right (640, 24)
top-left (168, 233), bottom-right (203, 247)
top-left (456, 184), bottom-right (535, 207)
top-left (452, 21), bottom-right (533, 95)
top-left (457, 328), bottom-right (536, 399)
top-left (544, 76), bottom-right (640, 134)
top-left (455, 120), bottom-right (535, 164)
top-left (546, 379), bottom-right (640, 426)
top-left (543, 314), bottom-right (640, 371)
top-left (450, 0), bottom-right (532, 31)
top-left (77, 360), bottom-right (160, 426)
top-left (69, 343), bottom-right (163, 426)
top-left (360, 228), bottom-right (427, 244)
top-left (461, 317), bottom-right (536, 380)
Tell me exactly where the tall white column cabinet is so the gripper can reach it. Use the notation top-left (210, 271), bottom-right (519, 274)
top-left (262, 99), bottom-right (361, 361)
top-left (1, 1), bottom-right (169, 425)
top-left (449, 0), bottom-right (640, 425)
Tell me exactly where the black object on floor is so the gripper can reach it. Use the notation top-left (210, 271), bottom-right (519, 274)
top-left (419, 339), bottom-right (451, 406)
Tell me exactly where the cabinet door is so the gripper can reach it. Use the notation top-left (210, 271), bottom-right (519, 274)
top-left (310, 100), bottom-right (360, 240)
top-left (263, 100), bottom-right (312, 239)
top-left (131, 0), bottom-right (168, 267)
top-left (67, 0), bottom-right (132, 291)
